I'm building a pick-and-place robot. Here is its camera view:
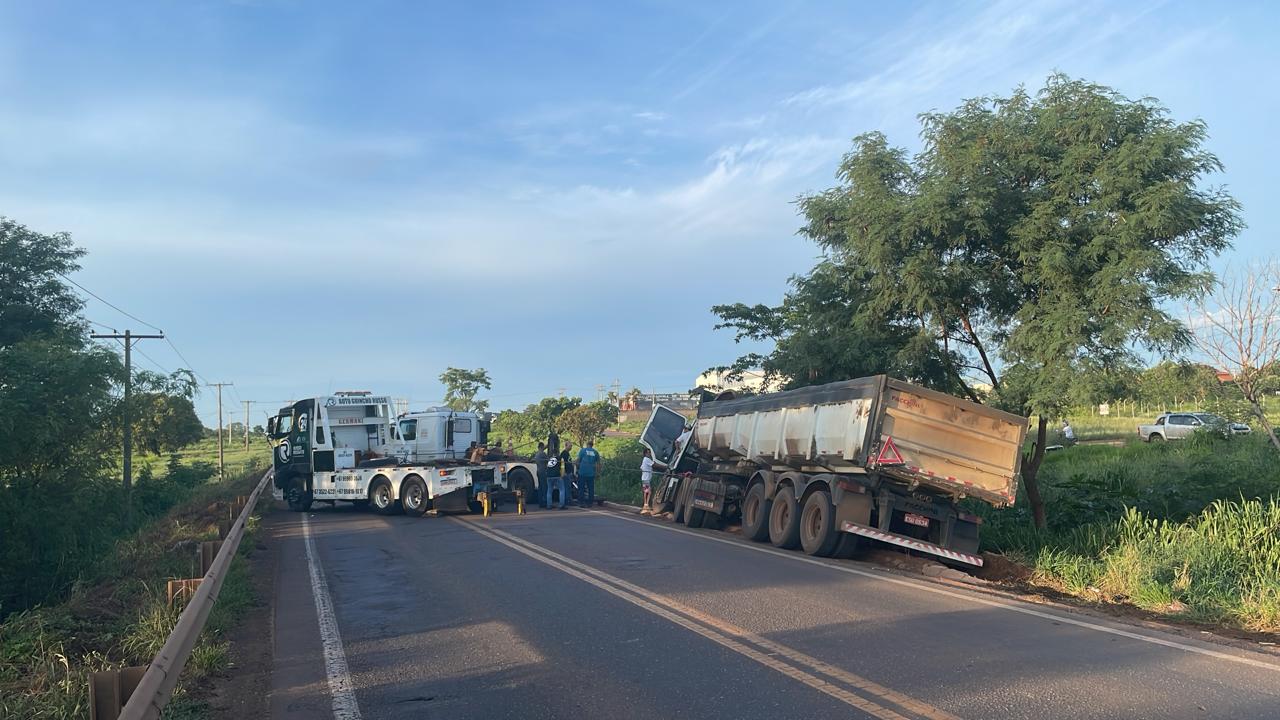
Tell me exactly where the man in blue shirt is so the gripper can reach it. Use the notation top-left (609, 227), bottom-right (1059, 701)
top-left (576, 440), bottom-right (601, 508)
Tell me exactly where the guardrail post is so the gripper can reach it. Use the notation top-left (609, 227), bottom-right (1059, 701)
top-left (200, 540), bottom-right (223, 575)
top-left (166, 578), bottom-right (202, 607)
top-left (89, 665), bottom-right (147, 720)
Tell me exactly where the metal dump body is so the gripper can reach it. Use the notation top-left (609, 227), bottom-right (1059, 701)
top-left (694, 376), bottom-right (1027, 507)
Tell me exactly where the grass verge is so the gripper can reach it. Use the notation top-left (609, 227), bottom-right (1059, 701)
top-left (0, 463), bottom-right (268, 719)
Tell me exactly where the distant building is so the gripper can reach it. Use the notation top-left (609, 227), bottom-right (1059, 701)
top-left (695, 368), bottom-right (781, 394)
top-left (1216, 370), bottom-right (1234, 383)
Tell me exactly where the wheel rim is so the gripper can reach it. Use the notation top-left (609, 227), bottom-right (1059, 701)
top-left (287, 487), bottom-right (302, 505)
top-left (405, 484), bottom-right (422, 509)
top-left (804, 504), bottom-right (821, 541)
top-left (777, 502), bottom-right (790, 530)
top-left (745, 494), bottom-right (760, 526)
top-left (374, 487), bottom-right (390, 508)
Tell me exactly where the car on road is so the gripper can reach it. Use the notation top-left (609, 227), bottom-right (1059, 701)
top-left (1137, 412), bottom-right (1252, 442)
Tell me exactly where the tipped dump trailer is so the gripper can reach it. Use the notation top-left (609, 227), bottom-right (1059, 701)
top-left (642, 376), bottom-right (1027, 567)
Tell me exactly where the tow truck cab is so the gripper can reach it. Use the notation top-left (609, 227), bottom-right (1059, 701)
top-left (266, 393), bottom-right (396, 495)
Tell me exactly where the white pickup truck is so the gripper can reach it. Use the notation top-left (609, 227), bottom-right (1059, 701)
top-left (1137, 412), bottom-right (1251, 442)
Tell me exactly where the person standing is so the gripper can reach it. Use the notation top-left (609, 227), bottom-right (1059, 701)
top-left (1061, 419), bottom-right (1077, 446)
top-left (533, 442), bottom-right (549, 509)
top-left (559, 442), bottom-right (575, 504)
top-left (546, 442), bottom-right (567, 509)
top-left (640, 448), bottom-right (654, 514)
top-left (576, 439), bottom-right (601, 508)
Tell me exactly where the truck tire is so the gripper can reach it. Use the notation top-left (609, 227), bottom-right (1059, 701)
top-left (768, 486), bottom-right (801, 550)
top-left (285, 479), bottom-right (312, 512)
top-left (673, 479), bottom-right (691, 524)
top-left (686, 507), bottom-right (706, 528)
top-left (507, 467), bottom-right (535, 505)
top-left (369, 477), bottom-right (396, 515)
top-left (652, 479), bottom-right (674, 514)
top-left (741, 482), bottom-right (772, 542)
top-left (832, 533), bottom-right (862, 559)
top-left (399, 475), bottom-right (429, 516)
top-left (799, 489), bottom-right (840, 557)
top-left (1149, 433), bottom-right (1164, 442)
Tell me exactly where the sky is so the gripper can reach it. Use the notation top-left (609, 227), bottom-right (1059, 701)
top-left (1, 0), bottom-right (1277, 428)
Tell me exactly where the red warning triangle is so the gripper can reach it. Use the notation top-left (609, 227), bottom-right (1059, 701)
top-left (877, 437), bottom-right (904, 465)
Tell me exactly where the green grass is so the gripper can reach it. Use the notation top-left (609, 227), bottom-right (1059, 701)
top-left (975, 433), bottom-right (1280, 632)
top-left (0, 442), bottom-right (269, 720)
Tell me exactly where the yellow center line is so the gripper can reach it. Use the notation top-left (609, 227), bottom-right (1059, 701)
top-left (455, 517), bottom-right (961, 720)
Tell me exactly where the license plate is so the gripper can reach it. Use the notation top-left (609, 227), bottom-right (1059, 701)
top-left (903, 512), bottom-right (930, 528)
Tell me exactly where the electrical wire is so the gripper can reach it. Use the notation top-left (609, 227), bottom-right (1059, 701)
top-left (58, 273), bottom-right (164, 333)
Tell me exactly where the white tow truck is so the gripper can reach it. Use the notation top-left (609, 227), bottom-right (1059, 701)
top-left (266, 392), bottom-right (539, 515)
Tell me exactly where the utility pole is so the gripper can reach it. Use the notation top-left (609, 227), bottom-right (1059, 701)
top-left (91, 330), bottom-right (164, 518)
top-left (208, 382), bottom-right (234, 480)
top-left (243, 400), bottom-right (251, 451)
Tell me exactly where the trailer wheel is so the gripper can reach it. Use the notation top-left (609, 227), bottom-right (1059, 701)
top-left (399, 475), bottom-right (429, 516)
top-left (799, 490), bottom-right (839, 557)
top-left (686, 507), bottom-right (706, 528)
top-left (741, 482), bottom-right (772, 542)
top-left (285, 479), bottom-right (312, 512)
top-left (832, 533), bottom-right (862, 559)
top-left (652, 478), bottom-right (675, 514)
top-left (673, 479), bottom-right (691, 524)
top-left (369, 478), bottom-right (396, 515)
top-left (768, 486), bottom-right (801, 550)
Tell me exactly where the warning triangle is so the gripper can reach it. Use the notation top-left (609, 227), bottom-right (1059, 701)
top-left (877, 437), bottom-right (904, 465)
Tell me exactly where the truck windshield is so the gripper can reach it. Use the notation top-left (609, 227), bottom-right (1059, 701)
top-left (399, 419), bottom-right (417, 441)
top-left (271, 414), bottom-right (293, 437)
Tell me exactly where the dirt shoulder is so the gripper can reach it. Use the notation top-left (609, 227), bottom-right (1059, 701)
top-left (198, 503), bottom-right (282, 719)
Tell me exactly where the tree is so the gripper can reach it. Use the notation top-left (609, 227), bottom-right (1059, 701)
top-left (491, 396), bottom-right (582, 447)
top-left (1189, 259), bottom-right (1280, 451)
top-left (439, 367), bottom-right (492, 412)
top-left (556, 402), bottom-right (621, 445)
top-left (1137, 361), bottom-right (1224, 408)
top-left (713, 261), bottom-right (967, 394)
top-left (0, 217), bottom-right (120, 490)
top-left (733, 76), bottom-right (1240, 529)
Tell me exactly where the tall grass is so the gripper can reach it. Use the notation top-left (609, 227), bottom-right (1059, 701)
top-left (975, 433), bottom-right (1280, 632)
top-left (0, 463), bottom-right (268, 719)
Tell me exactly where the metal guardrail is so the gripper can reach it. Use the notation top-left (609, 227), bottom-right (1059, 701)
top-left (91, 468), bottom-right (273, 720)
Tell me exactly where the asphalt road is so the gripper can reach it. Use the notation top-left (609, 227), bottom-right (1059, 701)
top-left (269, 504), bottom-right (1280, 720)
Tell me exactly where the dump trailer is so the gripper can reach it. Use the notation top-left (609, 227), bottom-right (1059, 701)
top-left (642, 376), bottom-right (1028, 567)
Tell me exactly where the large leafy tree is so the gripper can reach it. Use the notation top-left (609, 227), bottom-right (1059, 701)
top-left (732, 76), bottom-right (1241, 528)
top-left (0, 218), bottom-right (120, 490)
top-left (439, 367), bottom-right (492, 412)
top-left (492, 396), bottom-right (583, 448)
top-left (557, 401), bottom-right (621, 445)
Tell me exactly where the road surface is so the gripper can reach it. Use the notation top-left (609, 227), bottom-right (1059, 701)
top-left (268, 504), bottom-right (1280, 719)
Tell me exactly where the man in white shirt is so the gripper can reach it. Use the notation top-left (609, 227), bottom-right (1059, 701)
top-left (640, 449), bottom-right (655, 514)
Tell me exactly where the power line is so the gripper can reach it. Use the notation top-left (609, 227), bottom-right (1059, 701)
top-left (86, 318), bottom-right (119, 333)
top-left (60, 273), bottom-right (164, 333)
top-left (164, 337), bottom-right (211, 385)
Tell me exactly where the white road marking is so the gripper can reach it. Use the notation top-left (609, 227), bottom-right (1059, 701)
top-left (302, 512), bottom-right (364, 720)
top-left (595, 510), bottom-right (1280, 673)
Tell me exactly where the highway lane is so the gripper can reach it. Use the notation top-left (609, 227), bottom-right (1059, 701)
top-left (269, 504), bottom-right (1280, 719)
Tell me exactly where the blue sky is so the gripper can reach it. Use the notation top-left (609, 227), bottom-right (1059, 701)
top-left (1, 0), bottom-right (1276, 427)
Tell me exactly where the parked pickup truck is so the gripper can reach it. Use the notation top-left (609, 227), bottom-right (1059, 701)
top-left (1138, 412), bottom-right (1252, 442)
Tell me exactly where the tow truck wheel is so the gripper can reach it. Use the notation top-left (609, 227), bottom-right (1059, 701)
top-left (399, 476), bottom-right (429, 516)
top-left (768, 486), bottom-right (801, 550)
top-left (507, 467), bottom-right (535, 505)
top-left (741, 482), bottom-right (772, 542)
top-left (285, 480), bottom-right (312, 512)
top-left (369, 478), bottom-right (396, 516)
top-left (799, 489), bottom-right (839, 557)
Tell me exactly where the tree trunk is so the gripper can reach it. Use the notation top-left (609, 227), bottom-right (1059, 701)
top-left (1021, 416), bottom-right (1049, 530)
top-left (1248, 400), bottom-right (1280, 452)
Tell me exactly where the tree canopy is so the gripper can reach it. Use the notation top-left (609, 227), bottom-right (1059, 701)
top-left (556, 401), bottom-right (621, 445)
top-left (439, 367), bottom-right (492, 413)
